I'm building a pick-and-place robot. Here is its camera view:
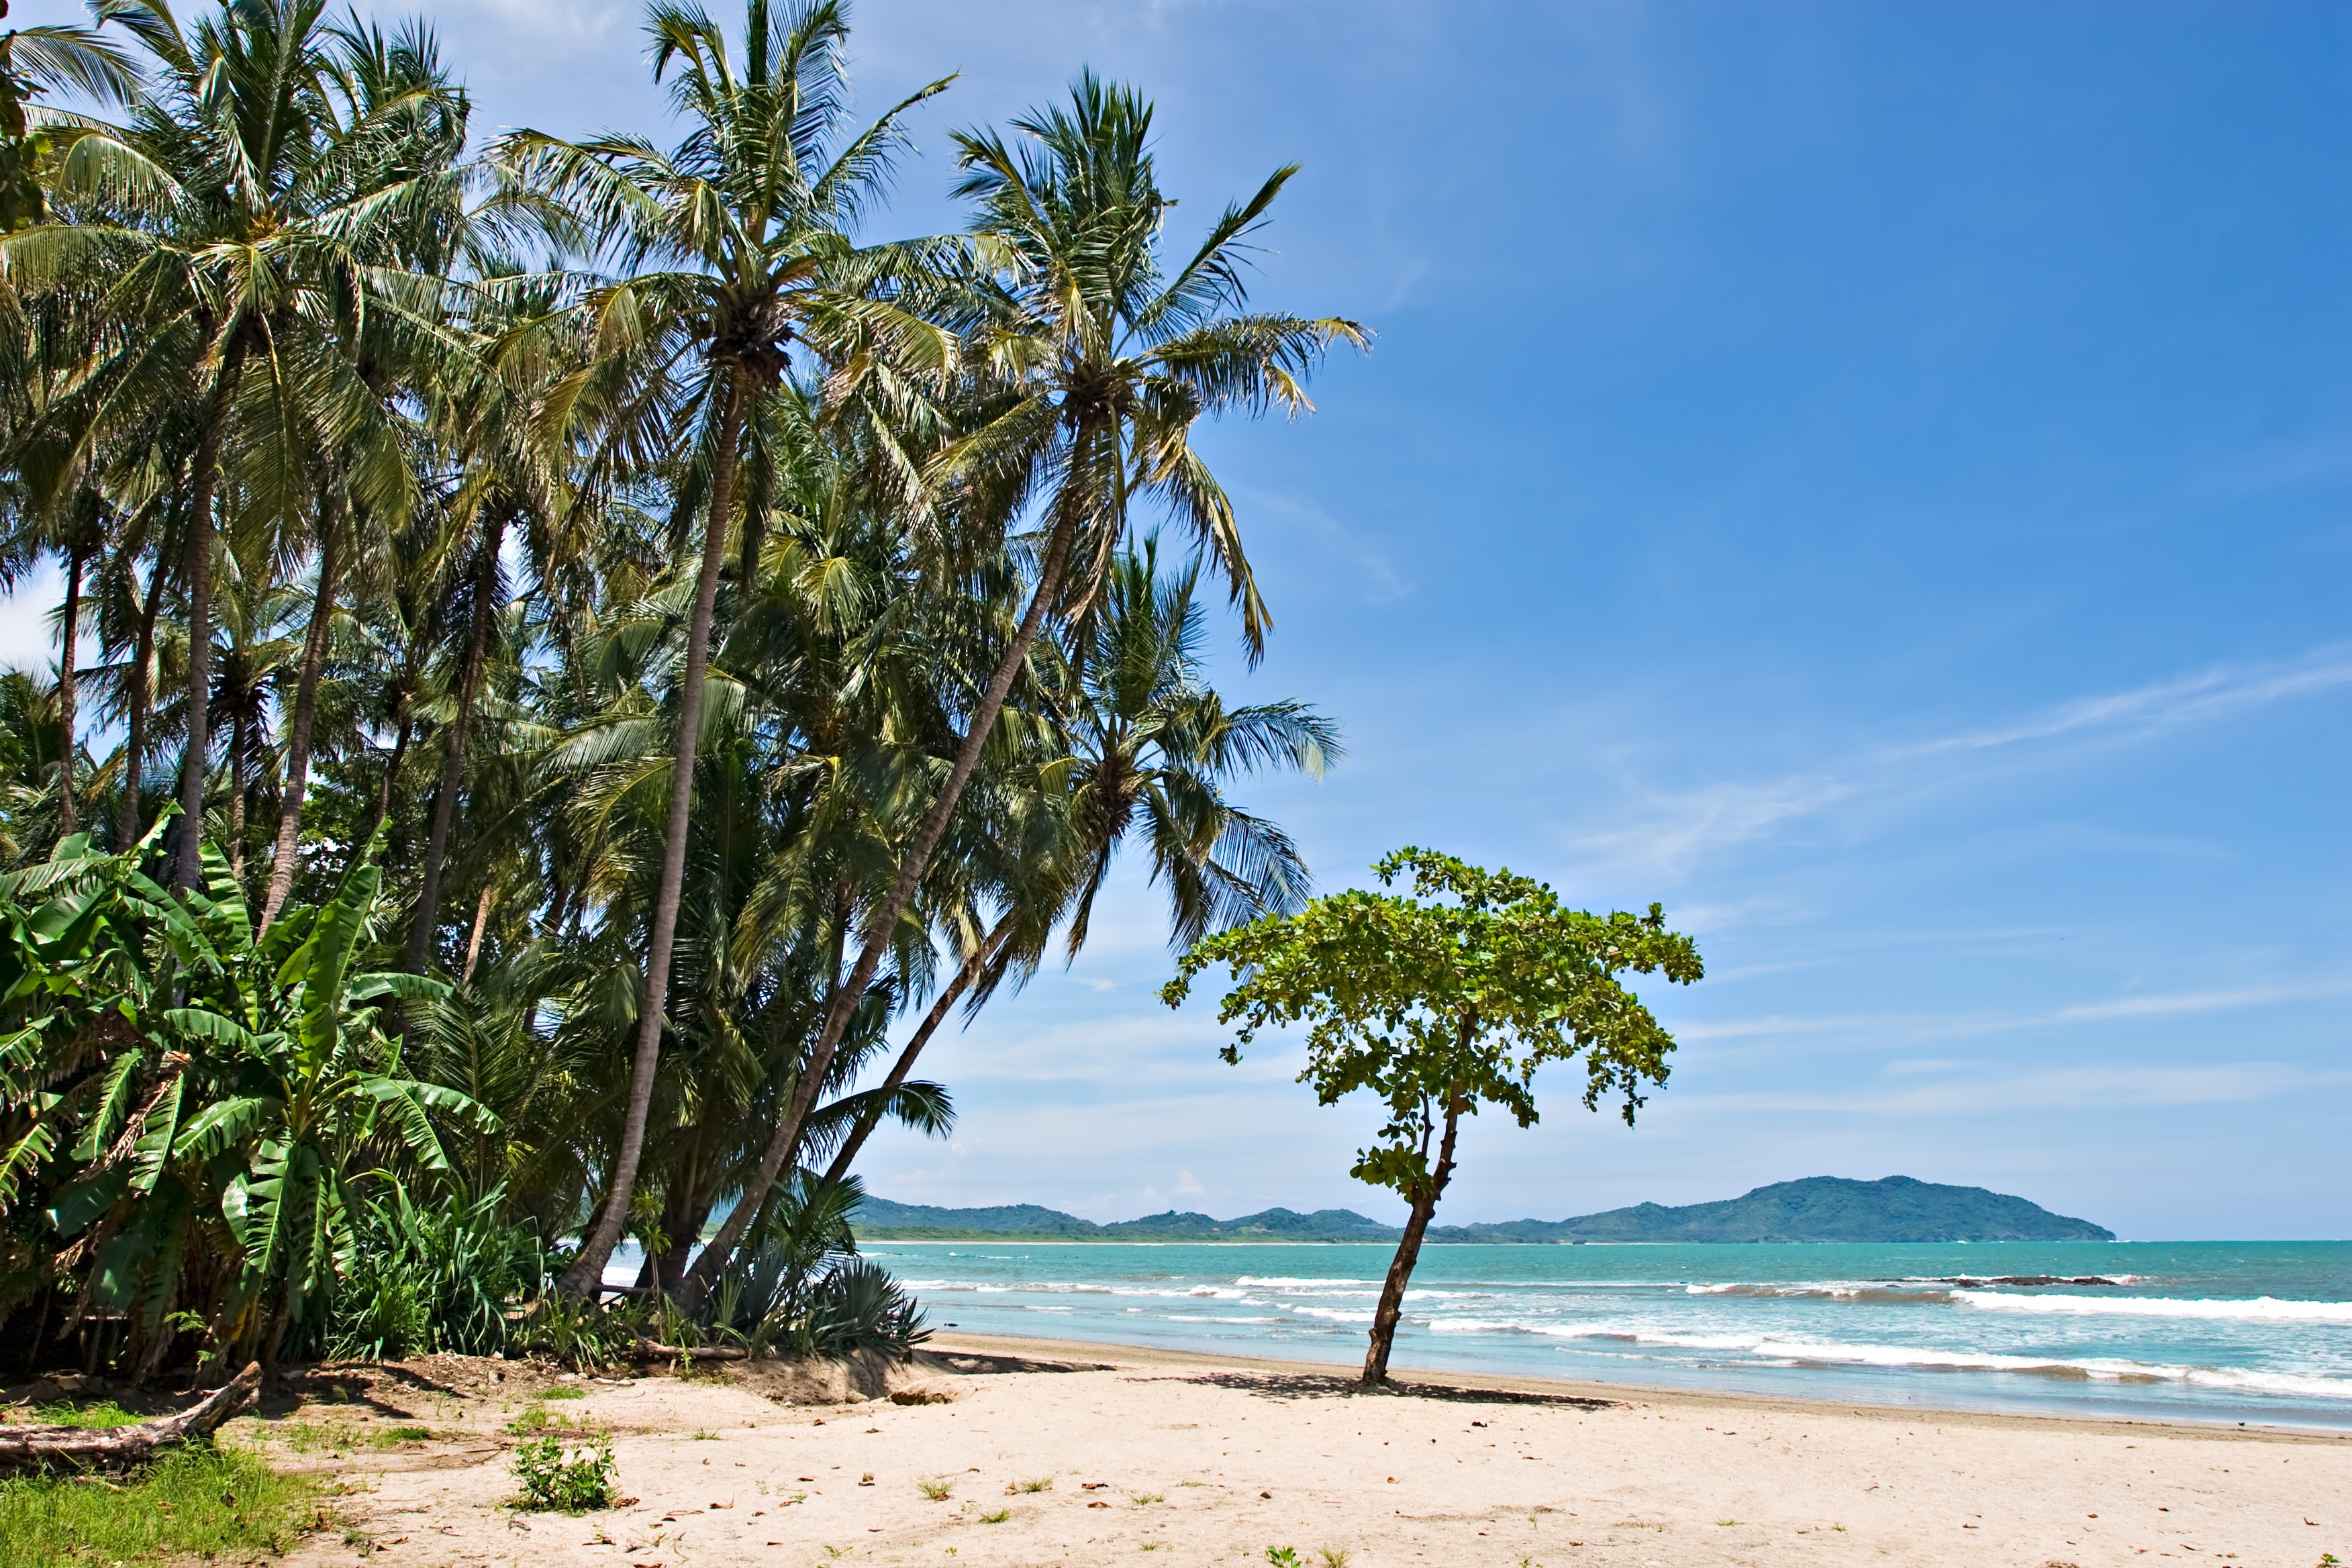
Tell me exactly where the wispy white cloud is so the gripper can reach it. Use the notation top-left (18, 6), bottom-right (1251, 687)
top-left (2053, 982), bottom-right (2352, 1022)
top-left (1677, 1061), bottom-right (2352, 1116)
top-left (1577, 647), bottom-right (2352, 877)
top-left (1675, 976), bottom-right (2347, 1052)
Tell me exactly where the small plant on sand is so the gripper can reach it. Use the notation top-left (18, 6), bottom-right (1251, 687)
top-left (980, 1508), bottom-right (1012, 1524)
top-left (691, 1428), bottom-right (719, 1440)
top-left (1268, 1550), bottom-right (1302, 1568)
top-left (1132, 1492), bottom-right (1163, 1505)
top-left (1016, 1476), bottom-right (1053, 1493)
top-left (373, 1426), bottom-right (432, 1447)
top-left (542, 1385), bottom-right (587, 1401)
top-left (918, 1477), bottom-right (954, 1502)
top-left (1319, 1551), bottom-right (1351, 1568)
top-left (511, 1434), bottom-right (618, 1512)
top-left (509, 1404), bottom-right (575, 1434)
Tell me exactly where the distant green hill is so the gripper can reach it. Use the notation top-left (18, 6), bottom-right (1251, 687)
top-left (851, 1176), bottom-right (2113, 1244)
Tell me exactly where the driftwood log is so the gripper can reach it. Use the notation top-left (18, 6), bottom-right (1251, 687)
top-left (0, 1362), bottom-right (262, 1475)
top-left (631, 1340), bottom-right (749, 1363)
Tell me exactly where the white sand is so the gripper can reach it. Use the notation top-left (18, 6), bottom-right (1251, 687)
top-left (264, 1334), bottom-right (2351, 1568)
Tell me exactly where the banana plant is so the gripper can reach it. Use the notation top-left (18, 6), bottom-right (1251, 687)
top-left (0, 823), bottom-right (494, 1371)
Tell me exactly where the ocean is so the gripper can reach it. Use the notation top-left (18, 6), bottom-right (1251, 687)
top-left (852, 1238), bottom-right (2352, 1432)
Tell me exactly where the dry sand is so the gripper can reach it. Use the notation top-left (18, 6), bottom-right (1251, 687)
top-left (236, 1333), bottom-right (2349, 1568)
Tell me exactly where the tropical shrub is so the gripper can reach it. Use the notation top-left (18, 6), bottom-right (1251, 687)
top-left (328, 1184), bottom-right (547, 1359)
top-left (803, 1257), bottom-right (928, 1360)
top-left (511, 1433), bottom-right (618, 1512)
top-left (0, 830), bottom-right (494, 1374)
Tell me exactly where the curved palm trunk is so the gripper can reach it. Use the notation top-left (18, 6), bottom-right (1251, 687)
top-left (679, 501), bottom-right (1087, 1310)
top-left (259, 522), bottom-right (340, 932)
top-left (556, 372), bottom-right (748, 1302)
top-left (55, 532), bottom-right (84, 834)
top-left (118, 548), bottom-right (168, 850)
top-left (818, 910), bottom-right (1018, 1189)
top-left (1361, 1096), bottom-right (1461, 1388)
top-left (403, 516), bottom-right (504, 974)
top-left (174, 337), bottom-right (247, 894)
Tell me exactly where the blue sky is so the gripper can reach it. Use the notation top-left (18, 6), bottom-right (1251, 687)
top-left (13, 1), bottom-right (2350, 1239)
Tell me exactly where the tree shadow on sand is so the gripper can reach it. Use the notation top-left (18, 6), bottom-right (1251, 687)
top-left (1129, 1371), bottom-right (1620, 1408)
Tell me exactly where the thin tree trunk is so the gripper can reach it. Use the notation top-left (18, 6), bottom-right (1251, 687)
top-left (119, 550), bottom-right (167, 850)
top-left (403, 516), bottom-right (504, 974)
top-left (1361, 1099), bottom-right (1461, 1388)
top-left (174, 336), bottom-right (246, 893)
top-left (820, 910), bottom-right (1018, 1189)
top-left (258, 522), bottom-right (340, 932)
top-left (461, 881), bottom-right (493, 983)
top-left (55, 533), bottom-right (84, 834)
top-left (556, 373), bottom-right (749, 1302)
top-left (357, 708), bottom-right (412, 860)
top-left (226, 709), bottom-right (248, 887)
top-left (679, 499), bottom-right (1088, 1310)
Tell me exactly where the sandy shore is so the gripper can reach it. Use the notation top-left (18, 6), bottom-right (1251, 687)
top-left (252, 1333), bottom-right (2349, 1568)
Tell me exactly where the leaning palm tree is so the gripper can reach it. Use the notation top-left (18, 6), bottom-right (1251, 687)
top-left (505, 0), bottom-right (956, 1300)
top-left (817, 540), bottom-right (1339, 1188)
top-left (682, 72), bottom-right (1365, 1306)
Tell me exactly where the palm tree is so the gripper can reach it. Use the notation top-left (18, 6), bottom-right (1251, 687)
top-left (505, 0), bottom-right (956, 1300)
top-left (818, 540), bottom-right (1339, 1187)
top-left (9, 0), bottom-right (469, 891)
top-left (683, 72), bottom-right (1364, 1306)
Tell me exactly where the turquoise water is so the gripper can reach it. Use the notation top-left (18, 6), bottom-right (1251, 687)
top-left (862, 1239), bottom-right (2352, 1431)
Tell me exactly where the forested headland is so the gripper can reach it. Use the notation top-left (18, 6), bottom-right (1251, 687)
top-left (0, 0), bottom-right (1360, 1384)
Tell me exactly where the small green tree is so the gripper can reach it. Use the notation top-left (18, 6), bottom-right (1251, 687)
top-left (1163, 848), bottom-right (1702, 1387)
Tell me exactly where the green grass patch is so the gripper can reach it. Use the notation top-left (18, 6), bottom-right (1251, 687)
top-left (372, 1426), bottom-right (433, 1447)
top-left (540, 1385), bottom-right (587, 1401)
top-left (0, 1442), bottom-right (317, 1568)
top-left (28, 1400), bottom-right (145, 1430)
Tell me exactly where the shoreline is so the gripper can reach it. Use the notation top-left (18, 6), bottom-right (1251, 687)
top-left (272, 1338), bottom-right (2352, 1568)
top-left (924, 1328), bottom-right (2352, 1444)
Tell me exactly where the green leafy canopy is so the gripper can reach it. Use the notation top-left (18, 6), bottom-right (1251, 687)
top-left (1161, 847), bottom-right (1702, 1198)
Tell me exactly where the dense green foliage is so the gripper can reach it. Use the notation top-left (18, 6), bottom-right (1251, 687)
top-left (1165, 848), bottom-right (1702, 1383)
top-left (0, 0), bottom-right (1351, 1379)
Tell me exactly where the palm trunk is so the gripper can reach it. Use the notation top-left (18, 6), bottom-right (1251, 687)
top-left (679, 497), bottom-right (1088, 1310)
top-left (226, 709), bottom-right (248, 887)
top-left (258, 522), bottom-right (340, 932)
top-left (556, 372), bottom-right (749, 1301)
top-left (55, 534), bottom-right (84, 834)
top-left (356, 707), bottom-right (412, 863)
top-left (820, 911), bottom-right (1018, 1188)
top-left (403, 516), bottom-right (504, 975)
top-left (461, 881), bottom-right (493, 983)
top-left (174, 336), bottom-right (246, 894)
top-left (118, 550), bottom-right (167, 850)
top-left (1361, 1098), bottom-right (1461, 1388)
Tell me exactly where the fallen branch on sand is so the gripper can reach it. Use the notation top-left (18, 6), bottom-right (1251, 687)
top-left (631, 1340), bottom-right (750, 1363)
top-left (0, 1362), bottom-right (262, 1475)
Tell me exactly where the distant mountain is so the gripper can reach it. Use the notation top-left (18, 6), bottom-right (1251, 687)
top-left (848, 1197), bottom-right (1398, 1242)
top-left (851, 1175), bottom-right (2114, 1244)
top-left (1487, 1177), bottom-right (2117, 1243)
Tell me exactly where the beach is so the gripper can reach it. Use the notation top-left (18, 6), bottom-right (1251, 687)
top-left (267, 1333), bottom-right (2351, 1568)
